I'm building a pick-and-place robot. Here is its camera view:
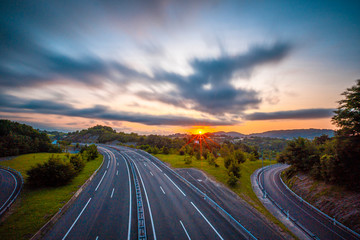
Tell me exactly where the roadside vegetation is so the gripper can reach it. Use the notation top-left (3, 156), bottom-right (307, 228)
top-left (279, 80), bottom-right (360, 191)
top-left (0, 120), bottom-right (61, 157)
top-left (0, 146), bottom-right (102, 240)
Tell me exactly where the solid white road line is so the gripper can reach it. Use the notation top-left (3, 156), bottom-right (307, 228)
top-left (190, 202), bottom-right (224, 240)
top-left (151, 161), bottom-right (163, 172)
top-left (164, 173), bottom-right (186, 196)
top-left (116, 170), bottom-right (119, 175)
top-left (62, 198), bottom-right (92, 240)
top-left (160, 186), bottom-right (165, 194)
top-left (180, 220), bottom-right (192, 240)
top-left (110, 188), bottom-right (115, 198)
top-left (95, 170), bottom-right (107, 191)
top-left (124, 152), bottom-right (157, 240)
top-left (107, 160), bottom-right (110, 169)
top-left (0, 169), bottom-right (18, 210)
top-left (118, 152), bottom-right (132, 240)
top-left (150, 171), bottom-right (153, 176)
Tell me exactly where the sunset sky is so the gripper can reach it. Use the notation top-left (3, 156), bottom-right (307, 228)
top-left (1, 0), bottom-right (359, 134)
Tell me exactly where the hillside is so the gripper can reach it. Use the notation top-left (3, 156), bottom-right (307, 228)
top-left (0, 119), bottom-right (59, 157)
top-left (212, 129), bottom-right (334, 139)
top-left (283, 171), bottom-right (360, 232)
top-left (250, 129), bottom-right (334, 139)
top-left (65, 125), bottom-right (140, 143)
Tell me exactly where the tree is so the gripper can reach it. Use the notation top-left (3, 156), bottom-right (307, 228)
top-left (234, 149), bottom-right (246, 164)
top-left (332, 79), bottom-right (360, 136)
top-left (277, 137), bottom-right (320, 172)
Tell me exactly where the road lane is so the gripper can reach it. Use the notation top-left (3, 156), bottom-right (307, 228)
top-left (0, 168), bottom-right (19, 214)
top-left (118, 148), bottom-right (246, 240)
top-left (44, 147), bottom-right (133, 240)
top-left (262, 164), bottom-right (359, 240)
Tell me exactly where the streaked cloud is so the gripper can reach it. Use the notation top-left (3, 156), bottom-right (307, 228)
top-left (0, 94), bottom-right (233, 126)
top-left (245, 109), bottom-right (335, 121)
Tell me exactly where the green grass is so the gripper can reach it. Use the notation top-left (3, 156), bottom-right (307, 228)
top-left (155, 154), bottom-right (294, 237)
top-left (0, 153), bottom-right (103, 240)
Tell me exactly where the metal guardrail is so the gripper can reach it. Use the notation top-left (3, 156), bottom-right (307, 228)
top-left (256, 164), bottom-right (320, 240)
top-left (278, 167), bottom-right (360, 239)
top-left (0, 166), bottom-right (24, 217)
top-left (126, 154), bottom-right (147, 240)
top-left (133, 149), bottom-right (258, 240)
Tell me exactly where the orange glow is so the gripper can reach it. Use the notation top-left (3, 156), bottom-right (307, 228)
top-left (188, 126), bottom-right (216, 135)
top-left (195, 129), bottom-right (204, 135)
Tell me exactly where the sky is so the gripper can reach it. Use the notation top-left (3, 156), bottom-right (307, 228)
top-left (0, 0), bottom-right (359, 135)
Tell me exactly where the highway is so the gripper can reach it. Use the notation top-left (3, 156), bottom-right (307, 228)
top-left (44, 145), bottom-right (248, 240)
top-left (0, 168), bottom-right (22, 216)
top-left (261, 164), bottom-right (359, 240)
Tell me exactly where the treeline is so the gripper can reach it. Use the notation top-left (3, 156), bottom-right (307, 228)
top-left (66, 125), bottom-right (141, 143)
top-left (279, 80), bottom-right (360, 191)
top-left (279, 135), bottom-right (360, 190)
top-left (0, 120), bottom-right (61, 157)
top-left (27, 144), bottom-right (99, 187)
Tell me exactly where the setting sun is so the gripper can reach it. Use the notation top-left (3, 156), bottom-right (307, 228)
top-left (196, 129), bottom-right (204, 135)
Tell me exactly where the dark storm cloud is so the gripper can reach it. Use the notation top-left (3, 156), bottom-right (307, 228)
top-left (0, 94), bottom-right (233, 126)
top-left (245, 108), bottom-right (335, 120)
top-left (145, 42), bottom-right (292, 115)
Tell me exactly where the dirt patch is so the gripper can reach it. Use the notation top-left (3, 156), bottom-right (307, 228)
top-left (285, 172), bottom-right (360, 233)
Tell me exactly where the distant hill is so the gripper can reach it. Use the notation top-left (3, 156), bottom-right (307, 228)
top-left (249, 129), bottom-right (334, 139)
top-left (212, 131), bottom-right (246, 138)
top-left (212, 129), bottom-right (334, 140)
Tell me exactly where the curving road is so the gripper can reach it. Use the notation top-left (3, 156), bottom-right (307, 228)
top-left (0, 168), bottom-right (22, 216)
top-left (261, 164), bottom-right (359, 240)
top-left (45, 145), bottom-right (249, 240)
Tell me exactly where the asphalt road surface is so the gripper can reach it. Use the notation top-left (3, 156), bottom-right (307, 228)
top-left (261, 164), bottom-right (359, 240)
top-left (45, 145), bottom-right (248, 240)
top-left (0, 168), bottom-right (21, 215)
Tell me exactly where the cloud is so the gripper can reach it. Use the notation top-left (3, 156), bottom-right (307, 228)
top-left (245, 108), bottom-right (335, 120)
top-left (0, 94), bottom-right (234, 126)
top-left (143, 42), bottom-right (293, 115)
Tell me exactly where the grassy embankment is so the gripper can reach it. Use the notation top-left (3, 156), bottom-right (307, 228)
top-left (155, 154), bottom-right (293, 236)
top-left (0, 153), bottom-right (103, 240)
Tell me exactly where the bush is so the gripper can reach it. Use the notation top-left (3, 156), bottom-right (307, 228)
top-left (184, 155), bottom-right (192, 165)
top-left (81, 144), bottom-right (99, 161)
top-left (227, 172), bottom-right (238, 187)
top-left (207, 152), bottom-right (216, 166)
top-left (70, 154), bottom-right (85, 173)
top-left (27, 155), bottom-right (76, 187)
top-left (162, 146), bottom-right (170, 154)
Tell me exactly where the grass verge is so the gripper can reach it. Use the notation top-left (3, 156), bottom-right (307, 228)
top-left (155, 154), bottom-right (294, 237)
top-left (0, 153), bottom-right (102, 240)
